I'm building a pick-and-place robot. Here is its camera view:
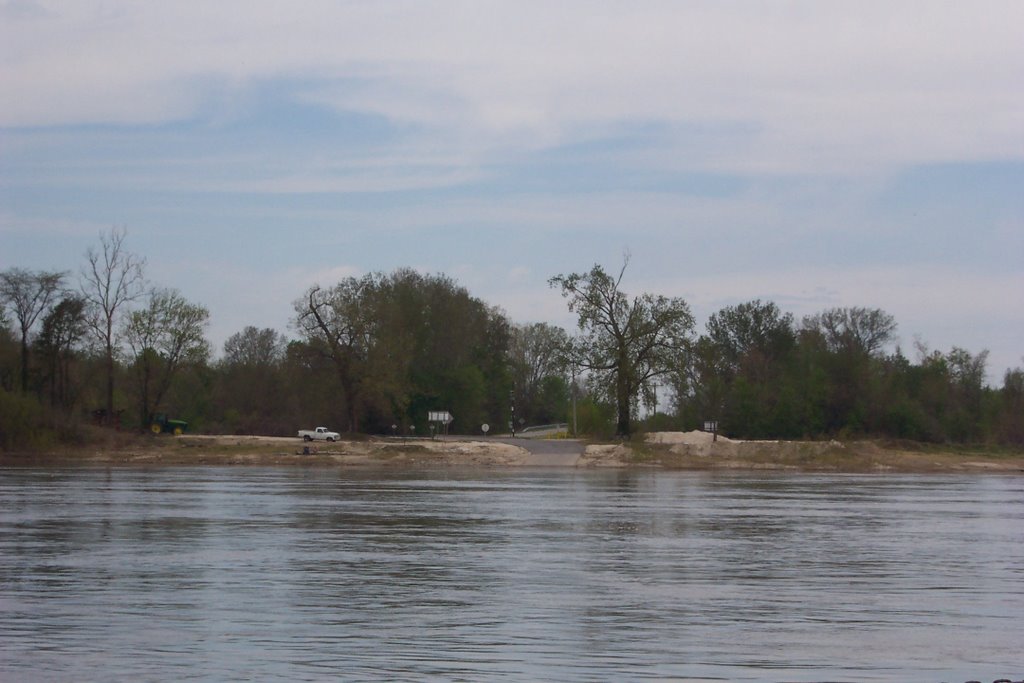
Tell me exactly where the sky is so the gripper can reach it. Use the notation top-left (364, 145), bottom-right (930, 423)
top-left (2, 1), bottom-right (1022, 382)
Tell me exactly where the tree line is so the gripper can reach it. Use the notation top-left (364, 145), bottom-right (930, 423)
top-left (2, 232), bottom-right (1021, 450)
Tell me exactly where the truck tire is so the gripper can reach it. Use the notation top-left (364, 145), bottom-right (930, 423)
top-left (303, 435), bottom-right (312, 442)
top-left (327, 436), bottom-right (335, 442)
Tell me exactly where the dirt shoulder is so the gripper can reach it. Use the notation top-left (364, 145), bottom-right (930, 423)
top-left (2, 432), bottom-right (1022, 473)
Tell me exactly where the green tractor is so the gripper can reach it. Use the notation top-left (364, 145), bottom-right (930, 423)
top-left (150, 413), bottom-right (188, 436)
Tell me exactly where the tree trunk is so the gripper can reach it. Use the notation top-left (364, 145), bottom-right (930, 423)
top-left (139, 367), bottom-right (151, 433)
top-left (348, 401), bottom-right (359, 435)
top-left (616, 359), bottom-right (632, 437)
top-left (20, 336), bottom-right (29, 393)
top-left (57, 353), bottom-right (69, 409)
top-left (105, 345), bottom-right (115, 427)
top-left (338, 367), bottom-right (359, 434)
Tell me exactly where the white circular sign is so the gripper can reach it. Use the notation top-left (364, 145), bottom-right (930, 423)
top-left (481, 423), bottom-right (490, 433)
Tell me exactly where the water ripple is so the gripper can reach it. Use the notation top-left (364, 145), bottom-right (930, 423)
top-left (1, 468), bottom-right (1021, 681)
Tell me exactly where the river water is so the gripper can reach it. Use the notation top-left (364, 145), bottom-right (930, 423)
top-left (1, 467), bottom-right (1021, 682)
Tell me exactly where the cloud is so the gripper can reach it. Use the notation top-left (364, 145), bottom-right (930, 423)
top-left (147, 258), bottom-right (367, 355)
top-left (3, 2), bottom-right (1021, 173)
top-left (2, 1), bottom-right (1020, 381)
top-left (1, 0), bottom-right (49, 20)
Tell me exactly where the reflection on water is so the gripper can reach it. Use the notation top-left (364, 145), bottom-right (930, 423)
top-left (1, 467), bottom-right (1021, 681)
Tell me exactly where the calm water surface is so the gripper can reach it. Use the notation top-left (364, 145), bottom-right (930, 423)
top-left (1, 466), bottom-right (1021, 682)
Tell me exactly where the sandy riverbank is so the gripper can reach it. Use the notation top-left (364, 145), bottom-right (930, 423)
top-left (3, 431), bottom-right (1023, 472)
top-left (638, 431), bottom-right (1024, 473)
top-left (1, 435), bottom-right (531, 468)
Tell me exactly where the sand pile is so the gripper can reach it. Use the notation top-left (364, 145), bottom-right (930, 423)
top-left (645, 430), bottom-right (740, 457)
top-left (424, 440), bottom-right (527, 465)
top-left (645, 430), bottom-right (736, 445)
top-left (580, 444), bottom-right (633, 467)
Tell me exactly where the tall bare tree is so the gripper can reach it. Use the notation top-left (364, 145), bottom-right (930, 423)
top-left (80, 227), bottom-right (146, 423)
top-left (0, 267), bottom-right (66, 392)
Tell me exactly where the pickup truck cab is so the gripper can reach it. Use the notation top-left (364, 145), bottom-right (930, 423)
top-left (298, 427), bottom-right (340, 442)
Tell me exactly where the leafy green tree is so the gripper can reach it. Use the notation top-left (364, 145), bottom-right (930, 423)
top-left (550, 258), bottom-right (694, 437)
top-left (294, 269), bottom-right (513, 434)
top-left (706, 300), bottom-right (795, 382)
top-left (124, 288), bottom-right (210, 429)
top-left (0, 267), bottom-right (66, 392)
top-left (224, 326), bottom-right (287, 367)
top-left (163, 361), bottom-right (215, 434)
top-left (281, 339), bottom-right (347, 432)
top-left (944, 346), bottom-right (990, 441)
top-left (473, 306), bottom-right (514, 431)
top-left (687, 300), bottom-right (797, 437)
top-left (867, 349), bottom-right (926, 440)
top-left (0, 386), bottom-right (46, 451)
top-left (0, 323), bottom-right (17, 392)
top-left (787, 328), bottom-right (831, 436)
top-left (294, 278), bottom-right (378, 433)
top-left (800, 307), bottom-right (897, 435)
top-left (34, 296), bottom-right (88, 409)
top-left (510, 322), bottom-right (571, 425)
top-left (214, 326), bottom-right (290, 434)
top-left (535, 375), bottom-right (571, 425)
top-left (573, 378), bottom-right (617, 439)
top-left (803, 307), bottom-right (896, 357)
top-left (671, 335), bottom-right (727, 430)
top-left (376, 270), bottom-right (511, 433)
top-left (905, 344), bottom-right (953, 441)
top-left (996, 365), bottom-right (1024, 445)
top-left (444, 365), bottom-right (487, 434)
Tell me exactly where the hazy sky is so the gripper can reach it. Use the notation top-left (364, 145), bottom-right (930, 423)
top-left (2, 1), bottom-right (1022, 380)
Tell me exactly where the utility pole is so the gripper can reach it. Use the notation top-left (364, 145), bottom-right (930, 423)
top-left (510, 390), bottom-right (516, 437)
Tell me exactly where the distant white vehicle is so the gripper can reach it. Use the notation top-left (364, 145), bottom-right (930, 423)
top-left (298, 427), bottom-right (340, 442)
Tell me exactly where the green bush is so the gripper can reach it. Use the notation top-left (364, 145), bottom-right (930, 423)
top-left (0, 388), bottom-right (46, 451)
top-left (574, 398), bottom-right (616, 439)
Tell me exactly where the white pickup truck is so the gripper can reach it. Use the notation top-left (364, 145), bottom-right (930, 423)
top-left (298, 427), bottom-right (340, 442)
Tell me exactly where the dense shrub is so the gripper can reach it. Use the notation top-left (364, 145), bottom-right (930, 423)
top-left (0, 388), bottom-right (47, 451)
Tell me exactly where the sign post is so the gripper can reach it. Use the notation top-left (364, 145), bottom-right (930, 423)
top-left (703, 420), bottom-right (719, 442)
top-left (428, 411), bottom-right (454, 439)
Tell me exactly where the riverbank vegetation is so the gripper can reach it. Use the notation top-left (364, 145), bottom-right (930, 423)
top-left (2, 230), bottom-right (1021, 453)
